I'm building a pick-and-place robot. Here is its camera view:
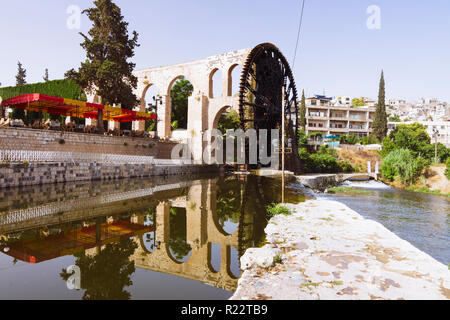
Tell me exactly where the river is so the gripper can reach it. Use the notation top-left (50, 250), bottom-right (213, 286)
top-left (0, 174), bottom-right (309, 300)
top-left (318, 180), bottom-right (449, 265)
top-left (0, 174), bottom-right (447, 300)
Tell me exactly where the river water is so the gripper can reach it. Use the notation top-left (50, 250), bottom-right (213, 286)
top-left (0, 174), bottom-right (309, 300)
top-left (0, 174), bottom-right (447, 300)
top-left (318, 180), bottom-right (449, 265)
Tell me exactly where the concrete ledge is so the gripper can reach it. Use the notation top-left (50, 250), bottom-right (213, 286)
top-left (231, 200), bottom-right (450, 300)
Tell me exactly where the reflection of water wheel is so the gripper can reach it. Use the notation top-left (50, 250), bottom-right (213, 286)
top-left (239, 43), bottom-right (302, 173)
top-left (237, 176), bottom-right (272, 258)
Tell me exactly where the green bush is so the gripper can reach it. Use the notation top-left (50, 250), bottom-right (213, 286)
top-left (381, 149), bottom-right (428, 185)
top-left (266, 203), bottom-right (291, 217)
top-left (446, 158), bottom-right (450, 180)
top-left (298, 147), bottom-right (354, 174)
top-left (359, 135), bottom-right (380, 145)
top-left (340, 134), bottom-right (359, 145)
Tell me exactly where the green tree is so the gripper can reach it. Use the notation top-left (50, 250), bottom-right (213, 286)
top-left (16, 61), bottom-right (27, 86)
top-left (389, 115), bottom-right (401, 122)
top-left (43, 68), bottom-right (49, 82)
top-left (351, 97), bottom-right (365, 107)
top-left (65, 0), bottom-right (140, 132)
top-left (445, 158), bottom-right (450, 180)
top-left (60, 238), bottom-right (138, 300)
top-left (381, 122), bottom-right (449, 165)
top-left (299, 90), bottom-right (307, 130)
top-left (11, 61), bottom-right (27, 120)
top-left (170, 78), bottom-right (193, 130)
top-left (373, 71), bottom-right (388, 141)
top-left (218, 110), bottom-right (240, 135)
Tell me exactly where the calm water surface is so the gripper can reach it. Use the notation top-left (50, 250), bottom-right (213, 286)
top-left (0, 174), bottom-right (308, 300)
top-left (318, 181), bottom-right (449, 265)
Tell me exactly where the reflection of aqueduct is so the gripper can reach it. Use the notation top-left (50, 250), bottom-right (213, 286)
top-left (131, 179), bottom-right (240, 291)
top-left (133, 48), bottom-right (251, 163)
top-left (0, 176), bottom-right (247, 292)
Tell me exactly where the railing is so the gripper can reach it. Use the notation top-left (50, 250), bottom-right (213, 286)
top-left (0, 149), bottom-right (196, 165)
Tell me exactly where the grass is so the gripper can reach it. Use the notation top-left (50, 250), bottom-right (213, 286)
top-left (273, 254), bottom-right (283, 265)
top-left (328, 187), bottom-right (374, 195)
top-left (406, 186), bottom-right (450, 198)
top-left (266, 203), bottom-right (292, 217)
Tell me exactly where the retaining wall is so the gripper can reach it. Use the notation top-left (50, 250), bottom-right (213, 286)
top-left (0, 127), bottom-right (177, 159)
top-left (0, 162), bottom-right (219, 189)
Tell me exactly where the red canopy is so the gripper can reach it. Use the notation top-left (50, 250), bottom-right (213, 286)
top-left (1, 93), bottom-right (156, 122)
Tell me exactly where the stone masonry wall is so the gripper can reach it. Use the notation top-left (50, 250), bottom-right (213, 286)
top-left (0, 162), bottom-right (219, 189)
top-left (0, 127), bottom-right (177, 159)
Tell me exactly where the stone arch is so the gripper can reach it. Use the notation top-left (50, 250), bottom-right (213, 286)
top-left (208, 68), bottom-right (223, 99)
top-left (212, 105), bottom-right (232, 130)
top-left (167, 75), bottom-right (194, 131)
top-left (167, 75), bottom-right (191, 96)
top-left (226, 246), bottom-right (241, 279)
top-left (139, 232), bottom-right (156, 254)
top-left (227, 64), bottom-right (243, 96)
top-left (207, 242), bottom-right (221, 273)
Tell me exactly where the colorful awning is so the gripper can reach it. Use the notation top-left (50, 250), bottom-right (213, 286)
top-left (0, 93), bottom-right (156, 122)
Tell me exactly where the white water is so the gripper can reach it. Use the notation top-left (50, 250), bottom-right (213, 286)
top-left (340, 180), bottom-right (392, 190)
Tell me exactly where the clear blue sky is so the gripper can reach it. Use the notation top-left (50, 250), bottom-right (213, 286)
top-left (0, 0), bottom-right (449, 101)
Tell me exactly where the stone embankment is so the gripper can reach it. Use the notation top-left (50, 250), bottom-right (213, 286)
top-left (231, 199), bottom-right (449, 300)
top-left (0, 162), bottom-right (219, 188)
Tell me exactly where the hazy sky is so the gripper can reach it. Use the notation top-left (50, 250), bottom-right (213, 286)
top-left (0, 0), bottom-right (449, 101)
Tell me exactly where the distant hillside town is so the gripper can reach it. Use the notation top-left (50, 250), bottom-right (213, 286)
top-left (302, 95), bottom-right (450, 147)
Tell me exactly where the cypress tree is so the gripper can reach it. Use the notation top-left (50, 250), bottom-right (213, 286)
top-left (299, 89), bottom-right (307, 130)
top-left (16, 61), bottom-right (27, 86)
top-left (65, 0), bottom-right (140, 132)
top-left (11, 62), bottom-right (27, 120)
top-left (373, 70), bottom-right (388, 141)
top-left (43, 68), bottom-right (49, 82)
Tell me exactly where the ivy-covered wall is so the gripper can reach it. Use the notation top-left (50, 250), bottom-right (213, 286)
top-left (0, 79), bottom-right (86, 101)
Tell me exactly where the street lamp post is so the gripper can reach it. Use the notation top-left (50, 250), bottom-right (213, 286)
top-left (151, 95), bottom-right (163, 139)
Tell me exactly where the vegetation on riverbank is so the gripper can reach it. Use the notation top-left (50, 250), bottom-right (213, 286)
top-left (327, 187), bottom-right (375, 195)
top-left (405, 186), bottom-right (450, 198)
top-left (380, 123), bottom-right (450, 190)
top-left (266, 203), bottom-right (292, 217)
top-left (297, 134), bottom-right (355, 174)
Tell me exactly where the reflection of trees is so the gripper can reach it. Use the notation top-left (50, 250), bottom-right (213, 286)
top-left (168, 208), bottom-right (191, 262)
top-left (60, 238), bottom-right (138, 300)
top-left (216, 189), bottom-right (241, 228)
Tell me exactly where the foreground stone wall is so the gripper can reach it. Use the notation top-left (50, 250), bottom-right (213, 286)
top-left (0, 127), bottom-right (177, 159)
top-left (0, 162), bottom-right (219, 189)
top-left (232, 200), bottom-right (450, 300)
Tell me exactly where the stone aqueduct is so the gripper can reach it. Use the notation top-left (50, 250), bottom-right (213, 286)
top-left (131, 48), bottom-right (252, 162)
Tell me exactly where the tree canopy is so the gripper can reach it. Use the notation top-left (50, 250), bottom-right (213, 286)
top-left (65, 0), bottom-right (140, 110)
top-left (170, 78), bottom-right (193, 130)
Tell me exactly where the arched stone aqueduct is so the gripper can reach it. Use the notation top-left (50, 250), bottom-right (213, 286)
top-left (132, 48), bottom-right (252, 163)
